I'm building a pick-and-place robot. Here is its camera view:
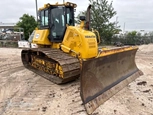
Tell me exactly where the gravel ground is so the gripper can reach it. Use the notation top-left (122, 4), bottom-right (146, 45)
top-left (0, 44), bottom-right (153, 115)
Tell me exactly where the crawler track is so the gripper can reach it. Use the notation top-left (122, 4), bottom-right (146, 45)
top-left (21, 48), bottom-right (80, 84)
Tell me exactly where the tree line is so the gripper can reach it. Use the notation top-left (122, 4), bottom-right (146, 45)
top-left (16, 0), bottom-right (152, 46)
top-left (112, 31), bottom-right (153, 45)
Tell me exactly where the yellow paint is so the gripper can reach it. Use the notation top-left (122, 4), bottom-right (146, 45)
top-left (30, 1), bottom-right (140, 80)
top-left (33, 2), bottom-right (139, 60)
top-left (39, 2), bottom-right (77, 11)
top-left (32, 29), bottom-right (60, 49)
top-left (32, 18), bottom-right (138, 61)
top-left (92, 29), bottom-right (101, 44)
top-left (56, 65), bottom-right (64, 78)
top-left (98, 46), bottom-right (138, 58)
top-left (31, 55), bottom-right (64, 78)
top-left (61, 25), bottom-right (98, 59)
top-left (33, 29), bottom-right (51, 45)
top-left (51, 43), bottom-right (60, 49)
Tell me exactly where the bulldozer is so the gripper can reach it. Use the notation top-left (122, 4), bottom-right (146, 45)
top-left (21, 2), bottom-right (143, 114)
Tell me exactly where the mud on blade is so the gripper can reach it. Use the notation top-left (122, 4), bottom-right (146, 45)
top-left (80, 48), bottom-right (143, 114)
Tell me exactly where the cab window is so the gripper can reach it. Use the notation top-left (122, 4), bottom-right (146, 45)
top-left (40, 9), bottom-right (48, 26)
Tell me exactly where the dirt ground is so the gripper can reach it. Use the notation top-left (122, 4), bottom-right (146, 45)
top-left (0, 44), bottom-right (153, 115)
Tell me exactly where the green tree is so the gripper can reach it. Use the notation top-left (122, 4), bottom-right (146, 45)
top-left (16, 14), bottom-right (37, 40)
top-left (76, 0), bottom-right (119, 44)
top-left (149, 31), bottom-right (153, 43)
top-left (125, 31), bottom-right (143, 45)
top-left (90, 0), bottom-right (119, 44)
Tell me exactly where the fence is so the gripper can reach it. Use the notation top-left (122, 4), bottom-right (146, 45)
top-left (0, 33), bottom-right (21, 48)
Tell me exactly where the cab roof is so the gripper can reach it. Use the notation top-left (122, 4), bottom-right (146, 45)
top-left (39, 2), bottom-right (77, 11)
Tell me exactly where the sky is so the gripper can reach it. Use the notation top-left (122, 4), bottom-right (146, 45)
top-left (0, 0), bottom-right (153, 32)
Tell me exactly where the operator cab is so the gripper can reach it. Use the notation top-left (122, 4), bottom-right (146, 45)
top-left (38, 2), bottom-right (76, 42)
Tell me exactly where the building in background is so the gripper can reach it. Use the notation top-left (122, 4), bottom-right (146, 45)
top-left (0, 22), bottom-right (24, 41)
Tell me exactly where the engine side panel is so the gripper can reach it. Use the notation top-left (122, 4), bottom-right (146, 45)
top-left (62, 26), bottom-right (98, 59)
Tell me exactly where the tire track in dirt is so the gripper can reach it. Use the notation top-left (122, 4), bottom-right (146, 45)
top-left (0, 49), bottom-right (41, 114)
top-left (1, 47), bottom-right (153, 115)
top-left (63, 82), bottom-right (86, 115)
top-left (7, 78), bottom-right (86, 115)
top-left (0, 89), bottom-right (19, 115)
top-left (0, 62), bottom-right (22, 73)
top-left (3, 78), bottom-right (60, 115)
top-left (0, 66), bottom-right (24, 76)
top-left (1, 48), bottom-right (84, 115)
top-left (130, 53), bottom-right (153, 114)
top-left (0, 70), bottom-right (41, 115)
top-left (0, 66), bottom-right (24, 88)
top-left (20, 79), bottom-right (84, 115)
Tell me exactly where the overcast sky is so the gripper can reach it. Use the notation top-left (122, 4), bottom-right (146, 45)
top-left (0, 0), bottom-right (153, 32)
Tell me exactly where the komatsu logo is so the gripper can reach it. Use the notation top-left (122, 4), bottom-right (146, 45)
top-left (35, 34), bottom-right (40, 39)
top-left (85, 35), bottom-right (96, 38)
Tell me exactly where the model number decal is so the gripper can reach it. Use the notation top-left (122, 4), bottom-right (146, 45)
top-left (85, 35), bottom-right (96, 38)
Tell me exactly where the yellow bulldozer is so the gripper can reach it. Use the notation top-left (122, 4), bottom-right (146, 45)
top-left (21, 2), bottom-right (143, 114)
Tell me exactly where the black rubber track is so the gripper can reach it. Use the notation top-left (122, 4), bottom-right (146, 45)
top-left (21, 48), bottom-right (80, 84)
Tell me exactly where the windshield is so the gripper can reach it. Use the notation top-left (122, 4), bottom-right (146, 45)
top-left (40, 10), bottom-right (48, 26)
top-left (51, 7), bottom-right (65, 40)
top-left (39, 6), bottom-right (74, 42)
top-left (50, 6), bottom-right (74, 42)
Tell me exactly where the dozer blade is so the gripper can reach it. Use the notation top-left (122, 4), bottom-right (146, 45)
top-left (80, 47), bottom-right (143, 114)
